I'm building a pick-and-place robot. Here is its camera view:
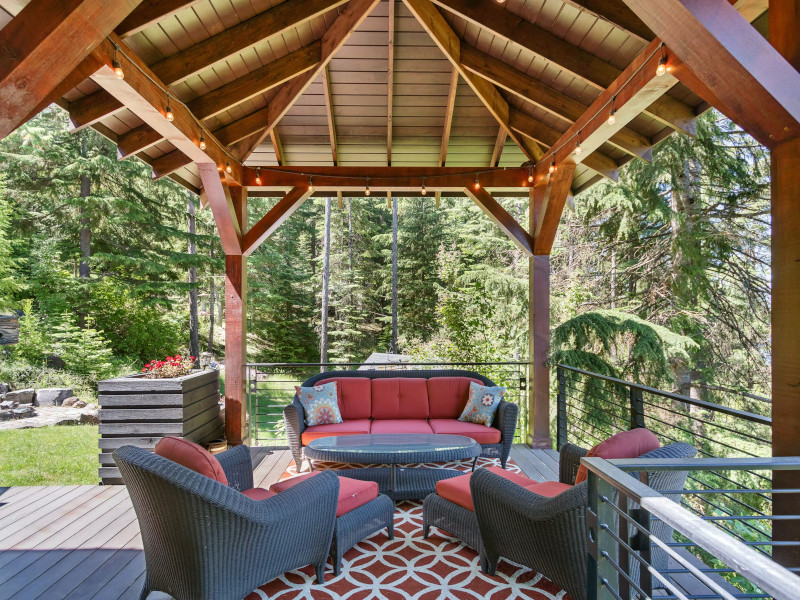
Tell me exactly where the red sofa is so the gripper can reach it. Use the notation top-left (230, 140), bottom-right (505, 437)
top-left (283, 370), bottom-right (519, 471)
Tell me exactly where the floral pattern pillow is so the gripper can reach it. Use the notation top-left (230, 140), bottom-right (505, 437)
top-left (458, 382), bottom-right (505, 427)
top-left (295, 382), bottom-right (343, 426)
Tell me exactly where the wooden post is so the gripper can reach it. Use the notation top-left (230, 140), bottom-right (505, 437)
top-left (529, 253), bottom-right (552, 448)
top-left (770, 0), bottom-right (800, 567)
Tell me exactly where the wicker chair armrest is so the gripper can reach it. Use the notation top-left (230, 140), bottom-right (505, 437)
top-left (559, 443), bottom-right (589, 485)
top-left (284, 399), bottom-right (306, 451)
top-left (215, 444), bottom-right (253, 491)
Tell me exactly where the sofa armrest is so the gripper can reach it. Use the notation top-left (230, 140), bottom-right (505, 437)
top-left (493, 400), bottom-right (519, 441)
top-left (284, 398), bottom-right (306, 464)
top-left (216, 444), bottom-right (254, 491)
top-left (559, 443), bottom-right (589, 485)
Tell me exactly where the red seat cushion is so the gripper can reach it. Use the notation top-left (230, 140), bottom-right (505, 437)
top-left (428, 419), bottom-right (501, 444)
top-left (301, 419), bottom-right (371, 445)
top-left (270, 472), bottom-right (379, 517)
top-left (316, 377), bottom-right (372, 420)
top-left (371, 378), bottom-right (429, 419)
top-left (436, 466), bottom-right (535, 512)
top-left (574, 428), bottom-right (661, 485)
top-left (242, 488), bottom-right (277, 501)
top-left (370, 419), bottom-right (433, 435)
top-left (426, 377), bottom-right (483, 419)
top-left (154, 436), bottom-right (227, 485)
top-left (522, 481), bottom-right (572, 497)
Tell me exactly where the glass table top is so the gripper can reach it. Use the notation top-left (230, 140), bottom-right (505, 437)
top-left (306, 433), bottom-right (479, 454)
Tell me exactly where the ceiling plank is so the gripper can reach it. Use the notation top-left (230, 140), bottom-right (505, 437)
top-left (116, 0), bottom-right (202, 37)
top-left (188, 42), bottom-right (322, 121)
top-left (532, 159), bottom-right (577, 255)
top-left (387, 0), bottom-right (395, 165)
top-left (320, 66), bottom-right (338, 165)
top-left (563, 1), bottom-right (653, 42)
top-left (197, 163), bottom-right (242, 255)
top-left (0, 0), bottom-right (143, 140)
top-left (150, 0), bottom-right (347, 86)
top-left (402, 0), bottom-right (544, 162)
top-left (490, 127), bottom-right (506, 167)
top-left (464, 186), bottom-right (534, 256)
top-left (439, 67), bottom-right (458, 166)
top-left (622, 0), bottom-right (800, 148)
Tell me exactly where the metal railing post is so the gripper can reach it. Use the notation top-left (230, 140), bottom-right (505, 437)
top-left (557, 365), bottom-right (567, 450)
top-left (629, 386), bottom-right (645, 430)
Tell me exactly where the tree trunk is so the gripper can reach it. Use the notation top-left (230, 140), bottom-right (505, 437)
top-left (390, 196), bottom-right (398, 353)
top-left (320, 196), bottom-right (331, 365)
top-left (78, 137), bottom-right (91, 281)
top-left (208, 243), bottom-right (215, 356)
top-left (310, 219), bottom-right (317, 277)
top-left (187, 193), bottom-right (200, 366)
top-left (610, 247), bottom-right (617, 309)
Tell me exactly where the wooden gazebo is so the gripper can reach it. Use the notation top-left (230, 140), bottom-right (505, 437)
top-left (0, 0), bottom-right (797, 559)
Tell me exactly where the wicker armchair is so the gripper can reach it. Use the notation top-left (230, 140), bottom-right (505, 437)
top-left (114, 445), bottom-right (339, 600)
top-left (471, 441), bottom-right (697, 600)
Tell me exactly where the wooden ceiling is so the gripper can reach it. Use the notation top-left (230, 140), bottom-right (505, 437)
top-left (0, 0), bottom-right (769, 195)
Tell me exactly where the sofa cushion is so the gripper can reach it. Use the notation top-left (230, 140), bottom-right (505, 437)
top-left (242, 488), bottom-right (277, 501)
top-left (317, 377), bottom-right (371, 420)
top-left (522, 481), bottom-right (572, 497)
top-left (270, 472), bottom-right (379, 517)
top-left (436, 466), bottom-right (535, 512)
top-left (428, 419), bottom-right (501, 444)
top-left (370, 419), bottom-right (434, 435)
top-left (295, 382), bottom-right (343, 426)
top-left (574, 428), bottom-right (661, 485)
top-left (301, 418), bottom-right (371, 445)
top-left (154, 436), bottom-right (228, 485)
top-left (426, 377), bottom-right (483, 419)
top-left (458, 382), bottom-right (505, 427)
top-left (371, 378), bottom-right (429, 420)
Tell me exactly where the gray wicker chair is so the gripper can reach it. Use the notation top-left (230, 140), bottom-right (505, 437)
top-left (114, 445), bottom-right (339, 600)
top-left (470, 441), bottom-right (697, 600)
top-left (284, 369), bottom-right (519, 470)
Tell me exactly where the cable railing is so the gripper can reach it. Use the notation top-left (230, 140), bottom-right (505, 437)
top-left (246, 361), bottom-right (530, 446)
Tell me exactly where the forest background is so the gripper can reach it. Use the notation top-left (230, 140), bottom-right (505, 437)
top-left (0, 106), bottom-right (771, 406)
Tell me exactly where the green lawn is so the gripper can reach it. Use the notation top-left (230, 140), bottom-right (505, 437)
top-left (0, 425), bottom-right (99, 486)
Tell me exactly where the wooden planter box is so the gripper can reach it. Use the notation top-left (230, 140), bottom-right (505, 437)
top-left (97, 369), bottom-right (223, 484)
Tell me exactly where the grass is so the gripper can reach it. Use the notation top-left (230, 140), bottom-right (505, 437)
top-left (0, 425), bottom-right (99, 486)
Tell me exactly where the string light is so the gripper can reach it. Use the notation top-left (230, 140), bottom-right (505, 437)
top-left (112, 43), bottom-right (124, 79)
top-left (527, 167), bottom-right (534, 183)
top-left (607, 97), bottom-right (617, 126)
top-left (474, 173), bottom-right (481, 190)
top-left (255, 167), bottom-right (261, 185)
top-left (575, 130), bottom-right (582, 155)
top-left (656, 49), bottom-right (668, 77)
top-left (308, 176), bottom-right (314, 193)
top-left (365, 178), bottom-right (371, 196)
top-left (165, 92), bottom-right (174, 122)
top-left (421, 178), bottom-right (427, 195)
top-left (225, 161), bottom-right (232, 174)
top-left (549, 161), bottom-right (556, 174)
top-left (198, 134), bottom-right (206, 150)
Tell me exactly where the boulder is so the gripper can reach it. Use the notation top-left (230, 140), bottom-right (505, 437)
top-left (62, 396), bottom-right (80, 407)
top-left (0, 383), bottom-right (9, 395)
top-left (5, 389), bottom-right (34, 404)
top-left (73, 400), bottom-right (87, 408)
top-left (79, 410), bottom-right (99, 425)
top-left (12, 406), bottom-right (34, 418)
top-left (0, 400), bottom-right (15, 409)
top-left (36, 388), bottom-right (74, 407)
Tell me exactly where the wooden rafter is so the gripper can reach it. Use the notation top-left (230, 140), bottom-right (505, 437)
top-left (490, 127), bottom-right (506, 167)
top-left (387, 0), bottom-right (395, 166)
top-left (321, 66), bottom-right (338, 165)
top-left (431, 0), bottom-right (696, 136)
top-left (464, 186), bottom-right (533, 256)
top-left (242, 186), bottom-right (312, 256)
top-left (222, 0), bottom-right (382, 159)
top-left (0, 0), bottom-right (142, 139)
top-left (439, 67), bottom-right (458, 167)
top-left (116, 124), bottom-right (163, 159)
top-left (270, 130), bottom-right (284, 166)
top-left (115, 0), bottom-right (202, 37)
top-left (532, 160), bottom-right (577, 255)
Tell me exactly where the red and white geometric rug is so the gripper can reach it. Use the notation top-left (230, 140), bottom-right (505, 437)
top-left (245, 458), bottom-right (571, 600)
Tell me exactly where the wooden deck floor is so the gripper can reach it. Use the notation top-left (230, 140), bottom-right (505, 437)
top-left (0, 445), bottom-right (731, 600)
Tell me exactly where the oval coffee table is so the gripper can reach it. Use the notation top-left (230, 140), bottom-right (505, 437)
top-left (305, 433), bottom-right (481, 501)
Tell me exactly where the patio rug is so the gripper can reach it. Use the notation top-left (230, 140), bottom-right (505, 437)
top-left (245, 457), bottom-right (571, 600)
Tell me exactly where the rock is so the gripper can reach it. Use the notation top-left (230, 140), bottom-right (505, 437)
top-left (11, 406), bottom-right (34, 418)
top-left (62, 396), bottom-right (80, 407)
top-left (0, 400), bottom-right (15, 409)
top-left (35, 388), bottom-right (74, 407)
top-left (79, 410), bottom-right (99, 425)
top-left (0, 409), bottom-right (13, 421)
top-left (5, 389), bottom-right (34, 404)
top-left (45, 354), bottom-right (66, 369)
top-left (0, 383), bottom-right (9, 395)
top-left (73, 400), bottom-right (87, 408)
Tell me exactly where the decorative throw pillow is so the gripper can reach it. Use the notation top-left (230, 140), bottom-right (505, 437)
top-left (458, 382), bottom-right (505, 427)
top-left (295, 381), bottom-right (343, 427)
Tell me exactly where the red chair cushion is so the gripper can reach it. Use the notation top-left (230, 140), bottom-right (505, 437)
top-left (316, 377), bottom-right (372, 420)
top-left (426, 377), bottom-right (483, 419)
top-left (242, 488), bottom-right (277, 501)
top-left (574, 428), bottom-right (661, 485)
top-left (371, 378), bottom-right (429, 419)
top-left (435, 466), bottom-right (535, 512)
top-left (428, 418), bottom-right (501, 444)
top-left (154, 436), bottom-right (228, 485)
top-left (522, 481), bottom-right (573, 497)
top-left (370, 419), bottom-right (434, 435)
top-left (270, 472), bottom-right (379, 517)
top-left (301, 419), bottom-right (371, 445)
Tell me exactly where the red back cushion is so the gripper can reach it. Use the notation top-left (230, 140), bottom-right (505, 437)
top-left (426, 377), bottom-right (483, 418)
top-left (154, 436), bottom-right (228, 485)
top-left (574, 428), bottom-right (660, 485)
top-left (371, 378), bottom-right (429, 419)
top-left (316, 377), bottom-right (371, 420)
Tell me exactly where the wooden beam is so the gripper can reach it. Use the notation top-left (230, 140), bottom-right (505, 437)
top-left (321, 66), bottom-right (338, 165)
top-left (563, 1), bottom-right (653, 42)
top-left (242, 186), bottom-right (312, 256)
top-left (245, 165), bottom-right (532, 190)
top-left (150, 0), bottom-right (346, 85)
top-left (115, 0), bottom-right (202, 37)
top-left (439, 67), bottom-right (458, 166)
top-left (23, 54), bottom-right (104, 125)
top-left (116, 124), bottom-right (163, 159)
top-left (463, 186), bottom-right (534, 256)
top-left (224, 253), bottom-right (247, 445)
top-left (402, 0), bottom-right (543, 162)
top-left (187, 42), bottom-right (322, 121)
top-left (621, 0), bottom-right (800, 147)
top-left (197, 163), bottom-right (242, 256)
top-left (387, 0), bottom-right (395, 166)
top-left (222, 0), bottom-right (381, 159)
top-left (461, 45), bottom-right (653, 162)
top-left (152, 148), bottom-right (192, 179)
top-left (270, 129), bottom-right (284, 166)
top-left (0, 0), bottom-right (142, 140)
top-left (528, 252), bottom-right (552, 448)
top-left (68, 90), bottom-right (123, 132)
top-left (89, 35), bottom-right (243, 183)
top-left (490, 127), bottom-right (506, 167)
top-left (432, 0), bottom-right (696, 135)
top-left (532, 160), bottom-right (577, 255)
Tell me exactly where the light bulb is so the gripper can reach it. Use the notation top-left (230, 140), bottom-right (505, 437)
top-left (421, 180), bottom-right (427, 195)
top-left (113, 60), bottom-right (124, 79)
top-left (656, 56), bottom-right (667, 77)
top-left (308, 177), bottom-right (314, 193)
top-left (166, 107), bottom-right (174, 122)
top-left (527, 173), bottom-right (534, 183)
top-left (255, 168), bottom-right (261, 185)
top-left (474, 174), bottom-right (480, 190)
top-left (575, 143), bottom-right (582, 155)
top-left (607, 108), bottom-right (616, 126)
top-left (365, 180), bottom-right (370, 196)
top-left (199, 135), bottom-right (206, 150)
top-left (549, 161), bottom-right (556, 174)
top-left (225, 161), bottom-right (232, 174)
